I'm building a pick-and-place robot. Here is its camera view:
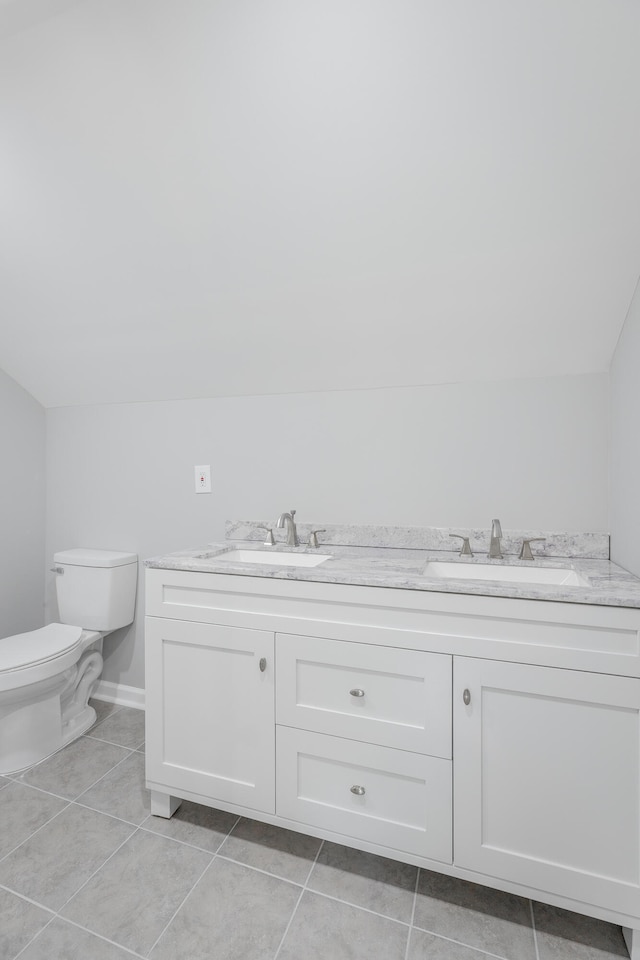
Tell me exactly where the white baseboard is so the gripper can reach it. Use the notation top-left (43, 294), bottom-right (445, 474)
top-left (92, 680), bottom-right (145, 710)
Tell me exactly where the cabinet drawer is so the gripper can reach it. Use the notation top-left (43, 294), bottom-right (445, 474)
top-left (276, 634), bottom-right (451, 757)
top-left (276, 726), bottom-right (452, 863)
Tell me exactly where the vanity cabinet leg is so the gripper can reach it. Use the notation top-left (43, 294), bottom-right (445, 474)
top-left (623, 928), bottom-right (640, 959)
top-left (150, 790), bottom-right (182, 819)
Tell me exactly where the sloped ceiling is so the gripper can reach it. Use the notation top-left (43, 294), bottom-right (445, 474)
top-left (1, 0), bottom-right (639, 408)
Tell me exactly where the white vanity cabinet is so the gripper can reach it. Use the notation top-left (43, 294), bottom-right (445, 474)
top-left (144, 566), bottom-right (640, 953)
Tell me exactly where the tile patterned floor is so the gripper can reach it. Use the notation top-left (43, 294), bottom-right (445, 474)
top-left (0, 701), bottom-right (632, 960)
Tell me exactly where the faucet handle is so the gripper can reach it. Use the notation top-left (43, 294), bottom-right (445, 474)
top-left (255, 525), bottom-right (275, 546)
top-left (308, 529), bottom-right (326, 549)
top-left (519, 537), bottom-right (546, 561)
top-left (449, 534), bottom-right (473, 557)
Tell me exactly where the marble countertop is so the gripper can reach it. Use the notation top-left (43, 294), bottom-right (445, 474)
top-left (145, 540), bottom-right (640, 609)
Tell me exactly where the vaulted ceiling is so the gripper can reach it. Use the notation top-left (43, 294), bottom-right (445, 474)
top-left (1, 0), bottom-right (639, 407)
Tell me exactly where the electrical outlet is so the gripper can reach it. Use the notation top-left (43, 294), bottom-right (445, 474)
top-left (194, 464), bottom-right (211, 494)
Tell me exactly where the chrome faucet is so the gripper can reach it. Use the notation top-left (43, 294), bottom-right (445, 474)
top-left (277, 510), bottom-right (299, 547)
top-left (488, 519), bottom-right (503, 559)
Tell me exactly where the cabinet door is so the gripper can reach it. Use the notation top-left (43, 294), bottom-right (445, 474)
top-left (145, 617), bottom-right (275, 813)
top-left (454, 657), bottom-right (640, 916)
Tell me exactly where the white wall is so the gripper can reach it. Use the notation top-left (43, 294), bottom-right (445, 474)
top-left (45, 372), bottom-right (609, 690)
top-left (610, 277), bottom-right (640, 577)
top-left (0, 367), bottom-right (46, 638)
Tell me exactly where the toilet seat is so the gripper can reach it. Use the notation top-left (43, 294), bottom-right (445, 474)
top-left (0, 624), bottom-right (83, 692)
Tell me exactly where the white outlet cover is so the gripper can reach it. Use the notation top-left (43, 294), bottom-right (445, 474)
top-left (194, 464), bottom-right (211, 493)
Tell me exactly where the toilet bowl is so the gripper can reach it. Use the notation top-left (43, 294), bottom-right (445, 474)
top-left (0, 549), bottom-right (138, 776)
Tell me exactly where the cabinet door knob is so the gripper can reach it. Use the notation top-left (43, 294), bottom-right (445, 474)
top-left (259, 658), bottom-right (267, 672)
top-left (463, 688), bottom-right (471, 705)
top-left (349, 688), bottom-right (365, 698)
top-left (350, 785), bottom-right (366, 796)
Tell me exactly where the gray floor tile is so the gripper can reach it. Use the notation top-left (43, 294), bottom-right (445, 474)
top-left (19, 918), bottom-right (139, 960)
top-left (17, 736), bottom-right (130, 799)
top-left (277, 890), bottom-right (409, 960)
top-left (0, 887), bottom-right (51, 960)
top-left (219, 817), bottom-right (321, 883)
top-left (408, 928), bottom-right (492, 960)
top-left (61, 828), bottom-right (212, 955)
top-left (89, 699), bottom-right (123, 726)
top-left (0, 730), bottom-right (629, 960)
top-left (142, 798), bottom-right (238, 852)
top-left (0, 803), bottom-right (134, 910)
top-left (414, 871), bottom-right (536, 960)
top-left (0, 781), bottom-right (68, 859)
top-left (307, 841), bottom-right (417, 923)
top-left (88, 707), bottom-right (146, 750)
top-left (533, 902), bottom-right (628, 959)
top-left (78, 751), bottom-right (150, 825)
top-left (150, 856), bottom-right (300, 960)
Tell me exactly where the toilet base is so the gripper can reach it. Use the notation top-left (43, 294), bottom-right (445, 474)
top-left (0, 633), bottom-right (104, 776)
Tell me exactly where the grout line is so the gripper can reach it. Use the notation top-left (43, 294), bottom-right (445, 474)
top-left (273, 839), bottom-right (325, 959)
top-left (50, 915), bottom-right (149, 959)
top-left (408, 923), bottom-right (524, 960)
top-left (138, 823), bottom-right (229, 854)
top-left (86, 734), bottom-right (140, 753)
top-left (71, 798), bottom-right (148, 830)
top-left (404, 866), bottom-right (421, 960)
top-left (55, 826), bottom-right (140, 917)
top-left (145, 851), bottom-right (216, 956)
top-left (212, 813), bottom-right (243, 851)
top-left (0, 883), bottom-right (57, 914)
top-left (272, 885), bottom-right (306, 959)
top-left (0, 800), bottom-right (73, 865)
top-left (300, 837), bottom-right (325, 888)
top-left (530, 899), bottom-right (541, 960)
top-left (215, 852), bottom-right (310, 888)
top-left (137, 806), bottom-right (245, 955)
top-left (139, 813), bottom-right (241, 856)
top-left (72, 748), bottom-right (139, 804)
top-left (13, 914), bottom-right (58, 960)
top-left (300, 885), bottom-right (413, 927)
top-left (0, 775), bottom-right (75, 803)
top-left (83, 732), bottom-right (143, 750)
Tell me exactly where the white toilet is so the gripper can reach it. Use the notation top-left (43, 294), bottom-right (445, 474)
top-left (0, 548), bottom-right (138, 776)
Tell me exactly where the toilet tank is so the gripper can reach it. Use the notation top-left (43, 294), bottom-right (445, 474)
top-left (53, 549), bottom-right (138, 632)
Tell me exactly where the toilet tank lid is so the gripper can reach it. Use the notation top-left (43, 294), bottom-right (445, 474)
top-left (53, 549), bottom-right (138, 568)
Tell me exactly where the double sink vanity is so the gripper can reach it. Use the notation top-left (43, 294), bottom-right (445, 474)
top-left (144, 517), bottom-right (640, 957)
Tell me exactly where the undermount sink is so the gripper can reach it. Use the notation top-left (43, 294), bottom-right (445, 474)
top-left (218, 549), bottom-right (332, 568)
top-left (422, 561), bottom-right (590, 588)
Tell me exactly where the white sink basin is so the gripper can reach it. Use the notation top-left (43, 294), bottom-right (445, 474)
top-left (218, 549), bottom-right (332, 568)
top-left (422, 561), bottom-right (590, 588)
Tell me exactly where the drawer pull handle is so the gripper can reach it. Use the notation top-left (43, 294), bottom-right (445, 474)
top-left (259, 658), bottom-right (267, 672)
top-left (350, 785), bottom-right (366, 796)
top-left (349, 688), bottom-right (365, 698)
top-left (463, 688), bottom-right (471, 705)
